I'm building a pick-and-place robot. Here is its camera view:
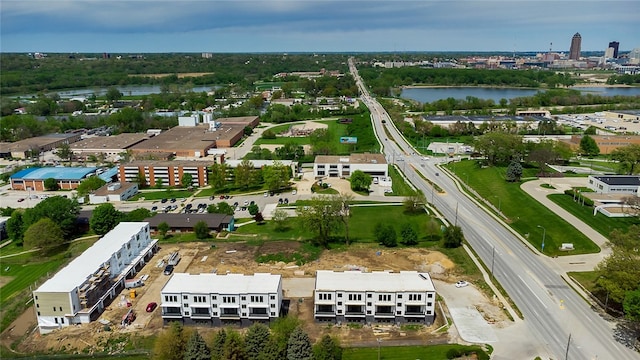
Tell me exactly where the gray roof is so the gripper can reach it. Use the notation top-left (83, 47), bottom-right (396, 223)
top-left (593, 175), bottom-right (640, 186)
top-left (145, 213), bottom-right (232, 229)
top-left (315, 270), bottom-right (435, 292)
top-left (162, 273), bottom-right (281, 294)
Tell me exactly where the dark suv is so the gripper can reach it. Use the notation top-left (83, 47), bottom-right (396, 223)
top-left (163, 264), bottom-right (174, 275)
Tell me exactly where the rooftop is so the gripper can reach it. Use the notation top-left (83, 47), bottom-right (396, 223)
top-left (35, 222), bottom-right (149, 293)
top-left (145, 213), bottom-right (233, 229)
top-left (214, 116), bottom-right (259, 125)
top-left (592, 175), bottom-right (640, 186)
top-left (2, 133), bottom-right (80, 152)
top-left (70, 133), bottom-right (150, 150)
top-left (10, 166), bottom-right (97, 181)
top-left (315, 153), bottom-right (387, 165)
top-left (121, 160), bottom-right (216, 168)
top-left (162, 273), bottom-right (281, 294)
top-left (315, 270), bottom-right (435, 292)
top-left (92, 181), bottom-right (137, 196)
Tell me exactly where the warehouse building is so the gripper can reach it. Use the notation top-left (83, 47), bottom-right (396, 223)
top-left (0, 133), bottom-right (82, 159)
top-left (32, 222), bottom-right (158, 334)
top-left (70, 133), bottom-right (150, 161)
top-left (10, 166), bottom-right (98, 191)
top-left (160, 273), bottom-right (282, 326)
top-left (314, 270), bottom-right (436, 325)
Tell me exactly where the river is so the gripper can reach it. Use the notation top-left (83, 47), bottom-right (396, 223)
top-left (400, 86), bottom-right (640, 104)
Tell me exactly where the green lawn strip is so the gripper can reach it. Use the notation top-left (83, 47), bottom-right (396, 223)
top-left (548, 194), bottom-right (639, 237)
top-left (254, 137), bottom-right (310, 146)
top-left (387, 165), bottom-right (416, 196)
top-left (567, 271), bottom-right (599, 293)
top-left (342, 344), bottom-right (489, 360)
top-left (0, 259), bottom-right (65, 303)
top-left (129, 189), bottom-right (195, 201)
top-left (447, 160), bottom-right (599, 256)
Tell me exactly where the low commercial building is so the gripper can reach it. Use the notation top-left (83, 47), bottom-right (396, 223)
top-left (129, 125), bottom-right (219, 158)
top-left (314, 270), bottom-right (437, 325)
top-left (10, 166), bottom-right (98, 191)
top-left (314, 153), bottom-right (387, 178)
top-left (160, 273), bottom-right (282, 326)
top-left (563, 135), bottom-right (640, 154)
top-left (145, 213), bottom-right (234, 234)
top-left (0, 133), bottom-right (81, 159)
top-left (70, 133), bottom-right (150, 161)
top-left (32, 222), bottom-right (158, 334)
top-left (118, 160), bottom-right (214, 188)
top-left (587, 175), bottom-right (640, 195)
top-left (88, 182), bottom-right (139, 204)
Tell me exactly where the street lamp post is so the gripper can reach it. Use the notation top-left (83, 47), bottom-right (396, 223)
top-left (377, 338), bottom-right (382, 360)
top-left (537, 225), bottom-right (546, 253)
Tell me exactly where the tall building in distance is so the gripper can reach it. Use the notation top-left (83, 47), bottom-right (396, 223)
top-left (569, 32), bottom-right (582, 60)
top-left (608, 41), bottom-right (620, 58)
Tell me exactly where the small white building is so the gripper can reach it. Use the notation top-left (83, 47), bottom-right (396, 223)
top-left (314, 153), bottom-right (387, 179)
top-left (160, 273), bottom-right (282, 326)
top-left (314, 270), bottom-right (436, 324)
top-left (88, 182), bottom-right (139, 204)
top-left (587, 175), bottom-right (640, 195)
top-left (32, 222), bottom-right (158, 334)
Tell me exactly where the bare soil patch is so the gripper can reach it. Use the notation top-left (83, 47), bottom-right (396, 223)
top-left (0, 276), bottom-right (14, 288)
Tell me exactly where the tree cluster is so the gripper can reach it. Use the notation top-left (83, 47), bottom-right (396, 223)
top-left (296, 194), bottom-right (353, 248)
top-left (152, 319), bottom-right (342, 360)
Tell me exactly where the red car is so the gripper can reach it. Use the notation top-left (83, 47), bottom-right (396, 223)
top-left (146, 302), bottom-right (157, 312)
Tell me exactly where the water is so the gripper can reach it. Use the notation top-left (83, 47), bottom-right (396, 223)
top-left (17, 85), bottom-right (219, 99)
top-left (400, 86), bottom-right (640, 104)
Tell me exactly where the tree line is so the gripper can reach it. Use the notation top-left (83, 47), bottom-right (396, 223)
top-left (152, 319), bottom-right (342, 360)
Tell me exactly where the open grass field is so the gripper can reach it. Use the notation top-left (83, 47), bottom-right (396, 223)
top-left (447, 160), bottom-right (600, 256)
top-left (342, 344), bottom-right (489, 360)
top-left (387, 164), bottom-right (417, 196)
top-left (129, 189), bottom-right (195, 201)
top-left (254, 136), bottom-right (311, 146)
top-left (568, 271), bottom-right (600, 293)
top-left (548, 193), bottom-right (640, 237)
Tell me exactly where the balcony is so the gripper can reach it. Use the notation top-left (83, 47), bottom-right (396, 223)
top-left (191, 308), bottom-right (211, 318)
top-left (249, 308), bottom-right (269, 318)
top-left (220, 308), bottom-right (240, 319)
top-left (405, 305), bottom-right (424, 316)
top-left (162, 307), bottom-right (182, 318)
top-left (375, 305), bottom-right (394, 317)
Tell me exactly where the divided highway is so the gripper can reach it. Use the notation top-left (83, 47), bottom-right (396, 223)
top-left (349, 58), bottom-right (639, 360)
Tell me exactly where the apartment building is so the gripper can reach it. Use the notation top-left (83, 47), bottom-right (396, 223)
top-left (118, 160), bottom-right (214, 187)
top-left (32, 222), bottom-right (158, 334)
top-left (160, 273), bottom-right (282, 326)
top-left (313, 153), bottom-right (388, 179)
top-left (314, 270), bottom-right (436, 324)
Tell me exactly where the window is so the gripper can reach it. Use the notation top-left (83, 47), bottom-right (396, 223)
top-left (184, 303), bottom-right (189, 307)
top-left (270, 295), bottom-right (275, 300)
top-left (337, 310), bottom-right (342, 314)
top-left (37, 312), bottom-right (40, 316)
top-left (212, 304), bottom-right (217, 308)
top-left (317, 171), bottom-right (325, 176)
top-left (242, 305), bottom-right (246, 309)
top-left (59, 307), bottom-right (62, 311)
top-left (36, 304), bottom-right (39, 308)
top-left (337, 293), bottom-right (342, 298)
top-left (367, 302), bottom-right (372, 306)
top-left (271, 312), bottom-right (276, 316)
top-left (427, 302), bottom-right (432, 307)
top-left (55, 318), bottom-right (58, 324)
top-left (212, 295), bottom-right (217, 300)
top-left (271, 304), bottom-right (275, 308)
top-left (397, 303), bottom-right (401, 307)
top-left (61, 318), bottom-right (64, 324)
top-left (241, 296), bottom-right (246, 301)
top-left (185, 312), bottom-right (190, 316)
top-left (367, 310), bottom-right (371, 314)
top-left (53, 307), bottom-right (56, 312)
top-left (338, 302), bottom-right (342, 306)
top-left (396, 311), bottom-right (401, 315)
top-left (367, 294), bottom-right (372, 298)
top-left (427, 293), bottom-right (433, 298)
top-left (397, 294), bottom-right (402, 299)
top-left (427, 310), bottom-right (432, 315)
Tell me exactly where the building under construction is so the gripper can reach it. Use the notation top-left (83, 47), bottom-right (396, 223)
top-left (32, 222), bottom-right (158, 334)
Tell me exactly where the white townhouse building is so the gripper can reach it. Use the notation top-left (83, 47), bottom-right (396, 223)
top-left (160, 273), bottom-right (282, 326)
top-left (587, 175), bottom-right (640, 195)
top-left (32, 222), bottom-right (158, 334)
top-left (314, 270), bottom-right (436, 325)
top-left (313, 153), bottom-right (388, 179)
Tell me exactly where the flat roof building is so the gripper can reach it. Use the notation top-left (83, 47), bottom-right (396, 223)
top-left (314, 153), bottom-right (387, 179)
top-left (145, 213), bottom-right (234, 234)
top-left (70, 134), bottom-right (150, 161)
top-left (160, 273), bottom-right (282, 326)
top-left (88, 182), bottom-right (139, 204)
top-left (32, 222), bottom-right (158, 334)
top-left (314, 270), bottom-right (436, 324)
top-left (118, 160), bottom-right (215, 188)
top-left (0, 133), bottom-right (82, 159)
top-left (10, 166), bottom-right (98, 191)
top-left (588, 175), bottom-right (640, 195)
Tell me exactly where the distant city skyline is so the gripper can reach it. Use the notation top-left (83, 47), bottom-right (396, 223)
top-left (1, 1), bottom-right (637, 54)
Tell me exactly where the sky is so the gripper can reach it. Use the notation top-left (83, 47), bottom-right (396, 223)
top-left (1, 0), bottom-right (638, 53)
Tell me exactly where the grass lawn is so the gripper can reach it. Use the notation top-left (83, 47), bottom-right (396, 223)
top-left (548, 194), bottom-right (640, 237)
top-left (387, 164), bottom-right (416, 196)
top-left (568, 271), bottom-right (600, 293)
top-left (254, 136), bottom-right (311, 146)
top-left (343, 344), bottom-right (489, 360)
top-left (447, 160), bottom-right (600, 256)
top-left (129, 189), bottom-right (195, 201)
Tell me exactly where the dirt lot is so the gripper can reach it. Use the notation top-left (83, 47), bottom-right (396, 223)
top-left (2, 241), bottom-right (505, 355)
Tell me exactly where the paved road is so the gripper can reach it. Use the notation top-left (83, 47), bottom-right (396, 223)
top-left (349, 57), bottom-right (640, 360)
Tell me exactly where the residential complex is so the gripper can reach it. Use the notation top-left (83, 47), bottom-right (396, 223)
top-left (118, 160), bottom-right (215, 188)
top-left (32, 222), bottom-right (158, 334)
top-left (314, 153), bottom-right (388, 179)
top-left (313, 271), bottom-right (437, 324)
top-left (160, 273), bottom-right (282, 326)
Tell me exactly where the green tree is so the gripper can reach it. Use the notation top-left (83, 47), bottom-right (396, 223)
top-left (76, 176), bottom-right (106, 196)
top-left (223, 330), bottom-right (247, 360)
top-left (474, 132), bottom-right (525, 165)
top-left (193, 221), bottom-right (210, 239)
top-left (403, 190), bottom-right (426, 213)
top-left (235, 159), bottom-right (254, 189)
top-left (183, 330), bottom-right (210, 360)
top-left (55, 143), bottom-right (73, 164)
top-left (443, 225), bottom-right (464, 248)
top-left (584, 126), bottom-right (598, 135)
top-left (579, 135), bottom-right (600, 157)
top-left (296, 195), bottom-right (343, 248)
top-left (400, 223), bottom-right (419, 246)
top-left (122, 208), bottom-right (152, 222)
top-left (23, 218), bottom-right (64, 251)
top-left (270, 317), bottom-right (301, 359)
top-left (349, 170), bottom-right (372, 192)
top-left (43, 177), bottom-right (59, 191)
top-left (248, 203), bottom-right (260, 216)
top-left (286, 327), bottom-right (313, 360)
top-left (505, 160), bottom-right (523, 182)
top-left (210, 328), bottom-right (227, 360)
top-left (6, 210), bottom-right (24, 241)
top-left (105, 86), bottom-right (123, 103)
top-left (272, 208), bottom-right (289, 231)
top-left (595, 227), bottom-right (640, 306)
top-left (374, 223), bottom-right (397, 247)
top-left (623, 288), bottom-right (640, 323)
top-left (135, 171), bottom-right (148, 188)
top-left (22, 196), bottom-right (80, 237)
top-left (152, 321), bottom-right (189, 360)
top-left (244, 323), bottom-right (271, 360)
top-left (210, 163), bottom-right (229, 189)
top-left (262, 161), bottom-right (290, 191)
top-left (262, 129), bottom-right (276, 139)
top-left (208, 201), bottom-right (235, 215)
top-left (90, 203), bottom-right (123, 235)
top-left (610, 144), bottom-right (640, 175)
top-left (157, 221), bottom-right (170, 239)
top-left (313, 334), bottom-right (342, 360)
top-left (181, 173), bottom-right (193, 188)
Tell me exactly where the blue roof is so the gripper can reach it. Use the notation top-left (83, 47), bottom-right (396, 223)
top-left (98, 167), bottom-right (118, 182)
top-left (10, 167), bottom-right (98, 181)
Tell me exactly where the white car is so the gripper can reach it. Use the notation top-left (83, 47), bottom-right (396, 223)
top-left (455, 281), bottom-right (469, 288)
top-left (292, 190), bottom-right (297, 195)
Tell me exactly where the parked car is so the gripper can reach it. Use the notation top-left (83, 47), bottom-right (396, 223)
top-left (146, 302), bottom-right (158, 312)
top-left (284, 198), bottom-right (289, 204)
top-left (243, 200), bottom-right (249, 206)
top-left (163, 265), bottom-right (174, 275)
top-left (161, 198), bottom-right (168, 203)
top-left (170, 198), bottom-right (176, 203)
top-left (455, 281), bottom-right (469, 288)
top-left (292, 190), bottom-right (297, 195)
top-left (151, 206), bottom-right (158, 211)
top-left (17, 198), bottom-right (25, 202)
top-left (278, 198), bottom-right (283, 204)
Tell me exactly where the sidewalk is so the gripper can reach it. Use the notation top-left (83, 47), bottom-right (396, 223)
top-left (520, 178), bottom-right (611, 273)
